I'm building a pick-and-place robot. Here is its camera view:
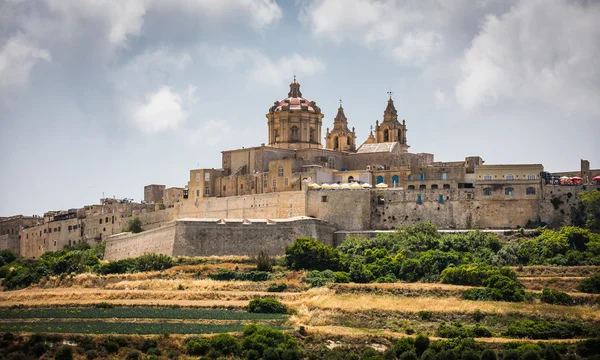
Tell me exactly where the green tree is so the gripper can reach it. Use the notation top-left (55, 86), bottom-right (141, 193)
top-left (580, 190), bottom-right (600, 232)
top-left (127, 217), bottom-right (143, 233)
top-left (285, 238), bottom-right (343, 271)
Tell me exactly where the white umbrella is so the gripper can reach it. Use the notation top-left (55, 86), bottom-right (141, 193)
top-left (308, 183), bottom-right (321, 189)
top-left (350, 183), bottom-right (362, 189)
top-left (375, 183), bottom-right (389, 188)
top-left (330, 183), bottom-right (341, 189)
top-left (361, 183), bottom-right (373, 188)
top-left (320, 183), bottom-right (332, 189)
top-left (340, 183), bottom-right (351, 189)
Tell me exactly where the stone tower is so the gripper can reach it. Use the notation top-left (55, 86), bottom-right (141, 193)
top-left (373, 96), bottom-right (409, 151)
top-left (325, 103), bottom-right (357, 152)
top-left (266, 78), bottom-right (324, 150)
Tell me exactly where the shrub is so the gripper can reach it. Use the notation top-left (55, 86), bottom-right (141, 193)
top-left (501, 319), bottom-right (589, 339)
top-left (103, 341), bottom-right (119, 354)
top-left (463, 275), bottom-right (525, 302)
top-left (267, 283), bottom-right (288, 292)
top-left (436, 323), bottom-right (492, 338)
top-left (440, 265), bottom-right (516, 286)
top-left (140, 339), bottom-right (158, 353)
top-left (127, 217), bottom-right (143, 233)
top-left (393, 337), bottom-right (415, 357)
top-left (125, 349), bottom-right (141, 360)
top-left (480, 348), bottom-right (497, 360)
top-left (349, 262), bottom-right (374, 283)
top-left (208, 269), bottom-right (272, 282)
top-left (248, 297), bottom-right (288, 314)
top-left (304, 270), bottom-right (337, 287)
top-left (577, 272), bottom-right (600, 294)
top-left (418, 310), bottom-right (433, 321)
top-left (0, 249), bottom-right (17, 264)
top-left (211, 333), bottom-right (239, 356)
top-left (186, 338), bottom-right (211, 356)
top-left (85, 350), bottom-right (98, 360)
top-left (399, 351), bottom-right (417, 360)
top-left (135, 253), bottom-right (175, 272)
top-left (285, 238), bottom-right (343, 271)
top-left (540, 288), bottom-right (573, 306)
top-left (255, 249), bottom-right (274, 272)
top-left (54, 345), bottom-right (73, 360)
top-left (414, 335), bottom-right (430, 356)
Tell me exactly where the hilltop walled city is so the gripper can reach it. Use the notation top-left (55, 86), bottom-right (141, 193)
top-left (2, 80), bottom-right (599, 260)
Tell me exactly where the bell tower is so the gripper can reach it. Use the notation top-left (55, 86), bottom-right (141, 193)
top-left (372, 93), bottom-right (409, 151)
top-left (325, 100), bottom-right (357, 152)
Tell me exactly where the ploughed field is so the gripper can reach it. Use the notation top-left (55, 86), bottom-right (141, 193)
top-left (1, 259), bottom-right (599, 341)
top-left (2, 222), bottom-right (600, 359)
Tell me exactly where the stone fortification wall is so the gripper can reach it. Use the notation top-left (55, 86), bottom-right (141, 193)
top-left (171, 217), bottom-right (335, 257)
top-left (104, 217), bottom-right (335, 260)
top-left (307, 190), bottom-right (371, 231)
top-left (177, 191), bottom-right (306, 220)
top-left (0, 234), bottom-right (20, 255)
top-left (104, 223), bottom-right (177, 261)
top-left (540, 184), bottom-right (600, 228)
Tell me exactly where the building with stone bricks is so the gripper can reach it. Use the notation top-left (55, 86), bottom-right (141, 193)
top-left (3, 78), bottom-right (599, 259)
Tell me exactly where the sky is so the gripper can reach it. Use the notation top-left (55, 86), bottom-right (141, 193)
top-left (1, 0), bottom-right (599, 217)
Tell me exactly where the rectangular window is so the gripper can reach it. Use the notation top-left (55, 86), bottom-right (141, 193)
top-left (417, 195), bottom-right (422, 204)
top-left (321, 196), bottom-right (328, 203)
top-left (196, 173), bottom-right (200, 181)
top-left (205, 173), bottom-right (210, 181)
top-left (68, 225), bottom-right (72, 231)
top-left (439, 194), bottom-right (444, 203)
top-left (196, 189), bottom-right (200, 197)
top-left (272, 179), bottom-right (276, 188)
top-left (57, 227), bottom-right (60, 232)
top-left (204, 187), bottom-right (210, 196)
top-left (284, 178), bottom-right (289, 186)
top-left (223, 185), bottom-right (227, 192)
top-left (240, 184), bottom-right (244, 190)
top-left (483, 174), bottom-right (492, 181)
top-left (441, 173), bottom-right (447, 180)
top-left (264, 178), bottom-right (268, 188)
top-left (420, 173), bottom-right (425, 181)
top-left (54, 241), bottom-right (57, 247)
top-left (99, 219), bottom-right (102, 224)
top-left (527, 174), bottom-right (537, 180)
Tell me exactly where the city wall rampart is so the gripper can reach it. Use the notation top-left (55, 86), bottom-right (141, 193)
top-left (104, 223), bottom-right (177, 261)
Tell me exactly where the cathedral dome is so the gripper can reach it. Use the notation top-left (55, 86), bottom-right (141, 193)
top-left (269, 79), bottom-right (321, 114)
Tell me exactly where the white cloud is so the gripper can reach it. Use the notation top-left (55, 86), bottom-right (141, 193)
top-left (392, 31), bottom-right (443, 66)
top-left (0, 34), bottom-right (51, 90)
top-left (248, 53), bottom-right (326, 86)
top-left (434, 88), bottom-right (448, 106)
top-left (187, 119), bottom-right (232, 146)
top-left (200, 46), bottom-right (326, 86)
top-left (455, 0), bottom-right (600, 113)
top-left (129, 85), bottom-right (195, 133)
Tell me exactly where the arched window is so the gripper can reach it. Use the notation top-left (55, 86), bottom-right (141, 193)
top-left (376, 175), bottom-right (384, 184)
top-left (383, 129), bottom-right (389, 142)
top-left (483, 188), bottom-right (493, 196)
top-left (398, 129), bottom-right (402, 142)
top-left (347, 137), bottom-right (351, 145)
top-left (309, 128), bottom-right (315, 142)
top-left (505, 187), bottom-right (515, 196)
top-left (527, 174), bottom-right (536, 180)
top-left (419, 184), bottom-right (426, 190)
top-left (505, 174), bottom-right (515, 180)
top-left (408, 185), bottom-right (415, 190)
top-left (278, 166), bottom-right (284, 177)
top-left (483, 174), bottom-right (492, 181)
top-left (443, 184), bottom-right (450, 189)
top-left (291, 126), bottom-right (299, 141)
top-left (431, 184), bottom-right (438, 190)
top-left (392, 175), bottom-right (399, 186)
top-left (333, 136), bottom-right (339, 150)
top-left (348, 176), bottom-right (354, 183)
top-left (328, 157), bottom-right (335, 169)
top-left (526, 187), bottom-right (536, 195)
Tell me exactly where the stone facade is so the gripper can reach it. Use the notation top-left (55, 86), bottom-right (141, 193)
top-left (144, 184), bottom-right (166, 204)
top-left (104, 217), bottom-right (336, 260)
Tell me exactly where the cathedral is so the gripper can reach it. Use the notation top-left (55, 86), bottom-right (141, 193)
top-left (185, 77), bottom-right (481, 201)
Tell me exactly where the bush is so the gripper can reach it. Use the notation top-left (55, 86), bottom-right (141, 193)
top-left (349, 262), bottom-right (374, 283)
top-left (540, 288), bottom-right (573, 306)
top-left (208, 270), bottom-right (271, 282)
top-left (393, 338), bottom-right (415, 357)
top-left (103, 341), bottom-right (119, 354)
top-left (436, 323), bottom-right (493, 338)
top-left (135, 253), bottom-right (174, 272)
top-left (267, 283), bottom-right (288, 292)
top-left (502, 319), bottom-right (590, 339)
top-left (140, 339), bottom-right (158, 353)
top-left (463, 275), bottom-right (525, 302)
top-left (125, 349), bottom-right (140, 360)
top-left (127, 217), bottom-right (143, 233)
top-left (211, 333), bottom-right (239, 356)
top-left (480, 348), bottom-right (497, 360)
top-left (85, 350), bottom-right (98, 359)
top-left (248, 297), bottom-right (288, 314)
top-left (285, 238), bottom-right (343, 271)
top-left (414, 334), bottom-right (430, 356)
top-left (241, 324), bottom-right (301, 360)
top-left (440, 265), bottom-right (516, 286)
top-left (186, 338), bottom-right (211, 356)
top-left (255, 249), bottom-right (274, 272)
top-left (0, 249), bottom-right (17, 264)
top-left (54, 345), bottom-right (73, 360)
top-left (577, 272), bottom-right (600, 294)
